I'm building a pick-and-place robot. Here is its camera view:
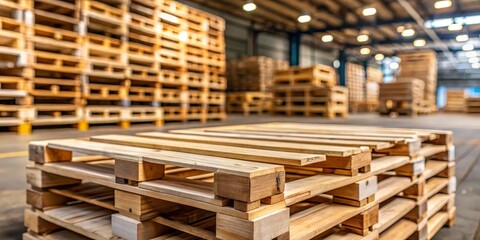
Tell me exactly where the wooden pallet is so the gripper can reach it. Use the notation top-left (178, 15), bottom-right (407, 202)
top-left (272, 86), bottom-right (348, 119)
top-left (444, 89), bottom-right (466, 112)
top-left (274, 65), bottom-right (337, 88)
top-left (465, 97), bottom-right (480, 113)
top-left (24, 122), bottom-right (455, 239)
top-left (226, 92), bottom-right (271, 116)
top-left (378, 80), bottom-right (432, 116)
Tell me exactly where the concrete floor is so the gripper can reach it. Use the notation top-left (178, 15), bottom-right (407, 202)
top-left (0, 113), bottom-right (479, 239)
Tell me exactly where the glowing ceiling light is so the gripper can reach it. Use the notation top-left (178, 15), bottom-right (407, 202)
top-left (362, 7), bottom-right (377, 16)
top-left (322, 34), bottom-right (333, 42)
top-left (360, 47), bottom-right (371, 55)
top-left (357, 34), bottom-right (369, 42)
top-left (465, 51), bottom-right (477, 58)
top-left (389, 62), bottom-right (399, 70)
top-left (468, 57), bottom-right (478, 63)
top-left (472, 62), bottom-right (480, 68)
top-left (298, 12), bottom-right (312, 23)
top-left (401, 28), bottom-right (415, 37)
top-left (434, 0), bottom-right (452, 9)
top-left (375, 53), bottom-right (385, 61)
top-left (462, 44), bottom-right (474, 51)
top-left (413, 39), bottom-right (426, 47)
top-left (243, 0), bottom-right (256, 11)
top-left (456, 34), bottom-right (469, 42)
top-left (447, 23), bottom-right (463, 31)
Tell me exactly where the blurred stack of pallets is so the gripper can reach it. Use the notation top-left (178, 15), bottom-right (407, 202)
top-left (444, 89), bottom-right (466, 112)
top-left (397, 51), bottom-right (437, 114)
top-left (23, 122), bottom-right (456, 240)
top-left (378, 78), bottom-right (429, 116)
top-left (0, 0), bottom-right (227, 134)
top-left (226, 91), bottom-right (272, 116)
top-left (272, 65), bottom-right (348, 118)
top-left (226, 56), bottom-right (288, 116)
top-left (346, 63), bottom-right (365, 112)
top-left (350, 66), bottom-right (382, 113)
top-left (465, 97), bottom-right (480, 114)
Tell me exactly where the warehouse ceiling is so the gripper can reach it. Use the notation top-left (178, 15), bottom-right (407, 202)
top-left (187, 0), bottom-right (480, 71)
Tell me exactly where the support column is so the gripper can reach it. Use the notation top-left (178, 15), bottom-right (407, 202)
top-left (247, 28), bottom-right (258, 56)
top-left (289, 32), bottom-right (301, 66)
top-left (339, 49), bottom-right (347, 86)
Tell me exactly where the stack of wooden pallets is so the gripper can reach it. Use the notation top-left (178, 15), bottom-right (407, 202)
top-left (444, 89), bottom-right (466, 112)
top-left (0, 0), bottom-right (226, 134)
top-left (226, 92), bottom-right (272, 116)
top-left (350, 67), bottom-right (382, 113)
top-left (23, 122), bottom-right (455, 240)
top-left (378, 78), bottom-right (427, 116)
top-left (398, 51), bottom-right (438, 114)
top-left (346, 63), bottom-right (365, 111)
top-left (272, 65), bottom-right (348, 118)
top-left (465, 97), bottom-right (480, 114)
top-left (226, 57), bottom-right (288, 116)
top-left (0, 0), bottom-right (31, 134)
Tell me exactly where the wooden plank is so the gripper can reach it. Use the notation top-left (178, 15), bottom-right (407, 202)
top-left (379, 219), bottom-right (417, 240)
top-left (137, 132), bottom-right (367, 156)
top-left (427, 212), bottom-right (449, 240)
top-left (374, 198), bottom-right (416, 233)
top-left (90, 135), bottom-right (324, 166)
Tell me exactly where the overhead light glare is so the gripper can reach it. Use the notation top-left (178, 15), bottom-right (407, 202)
top-left (413, 39), bottom-right (426, 47)
top-left (447, 23), bottom-right (463, 31)
top-left (401, 28), bottom-right (415, 37)
top-left (357, 34), bottom-right (369, 42)
top-left (298, 12), bottom-right (311, 23)
top-left (468, 57), bottom-right (478, 63)
top-left (322, 34), bottom-right (333, 42)
top-left (456, 34), bottom-right (469, 42)
top-left (362, 7), bottom-right (377, 16)
top-left (389, 62), bottom-right (399, 70)
top-left (472, 62), bottom-right (480, 68)
top-left (375, 53), bottom-right (385, 61)
top-left (462, 44), bottom-right (474, 51)
top-left (243, 1), bottom-right (256, 11)
top-left (160, 12), bottom-right (179, 24)
top-left (465, 51), bottom-right (477, 58)
top-left (434, 0), bottom-right (452, 9)
top-left (360, 47), bottom-right (371, 55)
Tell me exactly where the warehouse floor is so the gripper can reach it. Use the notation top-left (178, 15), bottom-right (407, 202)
top-left (0, 113), bottom-right (479, 239)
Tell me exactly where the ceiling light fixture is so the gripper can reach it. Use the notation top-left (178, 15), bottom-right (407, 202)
top-left (401, 28), bottom-right (416, 37)
top-left (465, 51), bottom-right (477, 58)
top-left (468, 57), bottom-right (479, 63)
top-left (462, 44), bottom-right (474, 51)
top-left (456, 34), bottom-right (469, 42)
top-left (362, 7), bottom-right (377, 16)
top-left (298, 12), bottom-right (312, 23)
top-left (434, 0), bottom-right (452, 9)
top-left (357, 31), bottom-right (369, 42)
top-left (375, 53), bottom-right (385, 61)
top-left (243, 0), bottom-right (257, 11)
top-left (322, 34), bottom-right (333, 42)
top-left (472, 62), bottom-right (480, 69)
top-left (413, 39), bottom-right (426, 47)
top-left (389, 62), bottom-right (399, 70)
top-left (447, 23), bottom-right (463, 31)
top-left (360, 47), bottom-right (371, 55)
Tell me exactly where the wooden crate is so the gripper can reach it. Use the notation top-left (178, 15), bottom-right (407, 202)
top-left (24, 122), bottom-right (455, 240)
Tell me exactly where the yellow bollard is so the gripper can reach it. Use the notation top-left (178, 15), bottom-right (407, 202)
top-left (119, 121), bottom-right (130, 129)
top-left (17, 123), bottom-right (32, 135)
top-left (77, 120), bottom-right (89, 131)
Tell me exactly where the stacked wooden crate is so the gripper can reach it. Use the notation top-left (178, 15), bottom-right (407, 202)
top-left (23, 122), bottom-right (455, 240)
top-left (465, 97), bottom-right (480, 113)
top-left (444, 89), bottom-right (466, 112)
top-left (0, 0), bottom-right (31, 133)
top-left (398, 51), bottom-right (438, 113)
top-left (378, 78), bottom-right (426, 116)
top-left (272, 65), bottom-right (348, 118)
top-left (0, 0), bottom-right (226, 133)
top-left (226, 56), bottom-right (288, 116)
top-left (226, 92), bottom-right (272, 116)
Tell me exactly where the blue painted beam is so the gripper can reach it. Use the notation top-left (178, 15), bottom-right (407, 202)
top-left (289, 32), bottom-right (301, 66)
top-left (338, 50), bottom-right (347, 86)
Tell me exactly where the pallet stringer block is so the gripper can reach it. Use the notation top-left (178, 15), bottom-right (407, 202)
top-left (327, 176), bottom-right (377, 207)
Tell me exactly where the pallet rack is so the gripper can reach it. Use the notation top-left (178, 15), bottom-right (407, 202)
top-left (24, 122), bottom-right (455, 240)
